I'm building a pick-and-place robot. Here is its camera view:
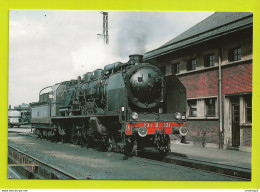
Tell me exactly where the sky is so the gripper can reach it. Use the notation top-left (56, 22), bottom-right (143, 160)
top-left (9, 10), bottom-right (213, 107)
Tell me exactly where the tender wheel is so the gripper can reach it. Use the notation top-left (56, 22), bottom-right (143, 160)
top-left (39, 130), bottom-right (44, 139)
top-left (47, 130), bottom-right (54, 141)
top-left (35, 129), bottom-right (41, 138)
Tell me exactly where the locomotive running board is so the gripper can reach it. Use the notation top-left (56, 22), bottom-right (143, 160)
top-left (51, 114), bottom-right (119, 119)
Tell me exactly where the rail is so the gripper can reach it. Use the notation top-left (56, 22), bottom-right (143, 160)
top-left (137, 150), bottom-right (251, 180)
top-left (8, 145), bottom-right (78, 179)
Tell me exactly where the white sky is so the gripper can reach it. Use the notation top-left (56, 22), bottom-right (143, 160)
top-left (9, 10), bottom-right (213, 107)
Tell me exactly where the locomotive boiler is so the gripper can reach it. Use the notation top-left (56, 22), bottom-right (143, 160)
top-left (31, 54), bottom-right (187, 157)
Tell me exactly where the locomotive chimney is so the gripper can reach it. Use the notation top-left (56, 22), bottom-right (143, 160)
top-left (129, 54), bottom-right (143, 64)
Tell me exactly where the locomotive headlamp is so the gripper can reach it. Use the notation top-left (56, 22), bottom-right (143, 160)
top-left (131, 112), bottom-right (139, 120)
top-left (138, 127), bottom-right (147, 137)
top-left (175, 112), bottom-right (182, 120)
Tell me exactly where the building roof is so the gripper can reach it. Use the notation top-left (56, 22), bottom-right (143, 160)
top-left (143, 12), bottom-right (253, 61)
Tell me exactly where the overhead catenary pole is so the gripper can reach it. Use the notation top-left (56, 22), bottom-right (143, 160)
top-left (98, 11), bottom-right (109, 45)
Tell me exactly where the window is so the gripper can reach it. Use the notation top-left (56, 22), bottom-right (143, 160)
top-left (204, 54), bottom-right (215, 67)
top-left (205, 98), bottom-right (216, 116)
top-left (188, 100), bottom-right (197, 117)
top-left (245, 95), bottom-right (252, 123)
top-left (172, 63), bottom-right (180, 74)
top-left (187, 59), bottom-right (196, 71)
top-left (229, 47), bottom-right (241, 61)
top-left (159, 66), bottom-right (166, 75)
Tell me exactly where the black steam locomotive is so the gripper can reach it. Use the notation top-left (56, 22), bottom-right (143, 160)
top-left (31, 54), bottom-right (187, 157)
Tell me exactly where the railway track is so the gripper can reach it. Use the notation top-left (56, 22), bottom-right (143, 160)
top-left (8, 145), bottom-right (78, 179)
top-left (8, 130), bottom-right (249, 180)
top-left (138, 150), bottom-right (251, 180)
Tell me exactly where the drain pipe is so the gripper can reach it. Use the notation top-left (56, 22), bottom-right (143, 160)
top-left (218, 43), bottom-right (223, 149)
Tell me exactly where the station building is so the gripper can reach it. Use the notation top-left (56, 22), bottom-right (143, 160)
top-left (143, 12), bottom-right (253, 152)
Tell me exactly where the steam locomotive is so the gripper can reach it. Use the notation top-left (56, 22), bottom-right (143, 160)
top-left (31, 54), bottom-right (187, 157)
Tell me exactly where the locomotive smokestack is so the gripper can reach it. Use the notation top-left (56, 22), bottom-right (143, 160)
top-left (129, 54), bottom-right (143, 64)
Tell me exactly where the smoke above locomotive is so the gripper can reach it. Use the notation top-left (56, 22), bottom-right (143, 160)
top-left (31, 54), bottom-right (187, 157)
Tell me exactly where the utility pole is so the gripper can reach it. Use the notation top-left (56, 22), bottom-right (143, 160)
top-left (97, 11), bottom-right (109, 44)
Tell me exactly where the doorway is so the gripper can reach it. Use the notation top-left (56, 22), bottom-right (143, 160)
top-left (230, 97), bottom-right (240, 147)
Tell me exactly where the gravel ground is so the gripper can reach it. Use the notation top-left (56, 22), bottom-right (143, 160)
top-left (8, 131), bottom-right (243, 181)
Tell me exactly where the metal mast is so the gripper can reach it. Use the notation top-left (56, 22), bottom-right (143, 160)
top-left (98, 11), bottom-right (109, 44)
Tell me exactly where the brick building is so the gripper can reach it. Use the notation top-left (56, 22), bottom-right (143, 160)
top-left (143, 12), bottom-right (252, 152)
